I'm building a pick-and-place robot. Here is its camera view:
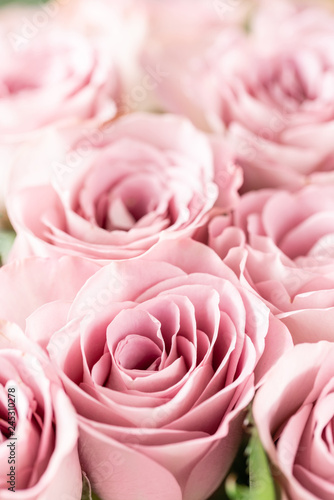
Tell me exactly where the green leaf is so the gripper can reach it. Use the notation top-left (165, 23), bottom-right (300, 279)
top-left (0, 0), bottom-right (48, 5)
top-left (81, 473), bottom-right (101, 500)
top-left (225, 411), bottom-right (278, 500)
top-left (0, 230), bottom-right (16, 266)
top-left (247, 428), bottom-right (277, 500)
top-left (225, 474), bottom-right (252, 500)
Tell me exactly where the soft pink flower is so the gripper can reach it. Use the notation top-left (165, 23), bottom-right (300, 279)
top-left (146, 0), bottom-right (334, 190)
top-left (0, 30), bottom-right (118, 136)
top-left (253, 342), bottom-right (334, 500)
top-left (18, 237), bottom-right (293, 500)
top-left (208, 184), bottom-right (334, 343)
top-left (0, 27), bottom-right (118, 212)
top-left (0, 0), bottom-right (146, 217)
top-left (0, 256), bottom-right (100, 331)
top-left (8, 113), bottom-right (242, 263)
top-left (0, 321), bottom-right (82, 500)
top-left (226, 2), bottom-right (334, 191)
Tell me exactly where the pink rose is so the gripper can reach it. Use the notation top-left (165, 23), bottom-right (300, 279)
top-left (253, 341), bottom-right (334, 500)
top-left (0, 321), bottom-right (82, 500)
top-left (0, 0), bottom-right (143, 216)
top-left (145, 1), bottom-right (334, 190)
top-left (0, 30), bottom-right (118, 135)
top-left (0, 256), bottom-right (100, 332)
top-left (0, 0), bottom-right (145, 116)
top-left (24, 238), bottom-right (293, 500)
top-left (8, 113), bottom-right (242, 262)
top-left (226, 1), bottom-right (334, 191)
top-left (208, 184), bottom-right (334, 343)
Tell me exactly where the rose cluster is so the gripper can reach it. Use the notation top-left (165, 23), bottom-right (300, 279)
top-left (1, 1), bottom-right (334, 499)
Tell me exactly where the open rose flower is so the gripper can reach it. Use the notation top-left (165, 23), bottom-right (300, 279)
top-left (8, 113), bottom-right (242, 263)
top-left (225, 1), bottom-right (334, 191)
top-left (253, 342), bottom-right (334, 500)
top-left (146, 1), bottom-right (334, 190)
top-left (14, 238), bottom-right (292, 500)
top-left (208, 184), bottom-right (334, 344)
top-left (0, 29), bottom-right (118, 136)
top-left (0, 0), bottom-right (136, 219)
top-left (0, 321), bottom-right (82, 500)
top-left (0, 255), bottom-right (100, 331)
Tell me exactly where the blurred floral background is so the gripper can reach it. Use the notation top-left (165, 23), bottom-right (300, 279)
top-left (1, 1), bottom-right (334, 499)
